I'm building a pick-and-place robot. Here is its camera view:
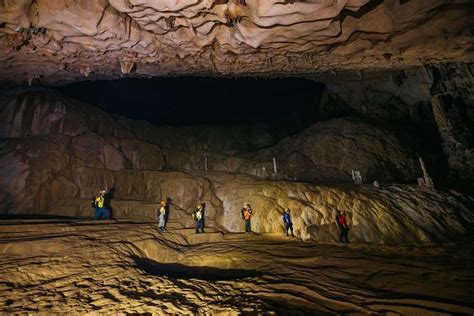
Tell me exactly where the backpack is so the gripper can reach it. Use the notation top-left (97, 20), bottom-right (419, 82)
top-left (241, 208), bottom-right (245, 220)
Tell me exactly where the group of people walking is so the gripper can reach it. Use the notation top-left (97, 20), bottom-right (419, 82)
top-left (92, 190), bottom-right (350, 242)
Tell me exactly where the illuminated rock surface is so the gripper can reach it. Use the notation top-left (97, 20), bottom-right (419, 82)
top-left (0, 219), bottom-right (473, 314)
top-left (0, 0), bottom-right (472, 85)
top-left (0, 1), bottom-right (473, 313)
top-left (1, 91), bottom-right (473, 244)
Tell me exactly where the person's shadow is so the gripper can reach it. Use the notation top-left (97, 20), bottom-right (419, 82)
top-left (165, 197), bottom-right (172, 224)
top-left (105, 188), bottom-right (116, 219)
top-left (201, 202), bottom-right (206, 229)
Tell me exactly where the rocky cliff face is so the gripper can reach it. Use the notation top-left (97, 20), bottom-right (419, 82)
top-left (0, 0), bottom-right (472, 85)
top-left (1, 91), bottom-right (440, 182)
top-left (1, 91), bottom-right (473, 243)
top-left (216, 117), bottom-right (442, 183)
top-left (313, 63), bottom-right (474, 181)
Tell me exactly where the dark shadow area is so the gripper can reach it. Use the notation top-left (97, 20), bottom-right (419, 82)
top-left (106, 187), bottom-right (115, 219)
top-left (0, 214), bottom-right (159, 226)
top-left (58, 77), bottom-right (324, 127)
top-left (134, 257), bottom-right (263, 281)
top-left (0, 214), bottom-right (85, 225)
top-left (0, 214), bottom-right (81, 220)
top-left (339, 0), bottom-right (383, 22)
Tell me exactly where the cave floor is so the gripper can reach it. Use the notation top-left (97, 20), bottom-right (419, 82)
top-left (0, 218), bottom-right (473, 315)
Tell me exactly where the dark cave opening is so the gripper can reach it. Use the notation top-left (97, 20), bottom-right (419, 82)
top-left (1, 73), bottom-right (471, 191)
top-left (58, 77), bottom-right (325, 127)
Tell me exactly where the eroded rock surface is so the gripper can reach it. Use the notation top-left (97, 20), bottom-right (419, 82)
top-left (1, 91), bottom-right (473, 243)
top-left (0, 220), bottom-right (473, 314)
top-left (312, 64), bottom-right (474, 181)
top-left (0, 0), bottom-right (472, 85)
top-left (1, 90), bottom-right (440, 182)
top-left (216, 117), bottom-right (435, 183)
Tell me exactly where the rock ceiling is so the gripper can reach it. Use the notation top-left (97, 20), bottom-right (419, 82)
top-left (0, 0), bottom-right (472, 85)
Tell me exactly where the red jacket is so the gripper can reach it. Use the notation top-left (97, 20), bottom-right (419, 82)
top-left (336, 214), bottom-right (347, 227)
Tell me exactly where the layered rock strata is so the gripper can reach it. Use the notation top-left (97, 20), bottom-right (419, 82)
top-left (1, 220), bottom-right (473, 314)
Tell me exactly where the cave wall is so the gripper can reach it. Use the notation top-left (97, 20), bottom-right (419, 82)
top-left (313, 62), bottom-right (474, 181)
top-left (314, 67), bottom-right (435, 123)
top-left (0, 90), bottom-right (436, 184)
top-left (1, 90), bottom-right (473, 243)
top-left (214, 116), bottom-right (433, 183)
top-left (430, 64), bottom-right (474, 180)
top-left (0, 1), bottom-right (473, 244)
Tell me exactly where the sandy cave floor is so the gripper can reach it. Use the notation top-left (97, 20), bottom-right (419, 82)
top-left (0, 218), bottom-right (473, 315)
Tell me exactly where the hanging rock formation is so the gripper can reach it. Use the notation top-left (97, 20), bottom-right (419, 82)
top-left (0, 0), bottom-right (472, 85)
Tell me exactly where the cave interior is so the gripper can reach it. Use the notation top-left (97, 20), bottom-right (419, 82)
top-left (0, 0), bottom-right (474, 314)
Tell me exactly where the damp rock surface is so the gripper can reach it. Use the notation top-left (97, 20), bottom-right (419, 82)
top-left (0, 219), bottom-right (473, 314)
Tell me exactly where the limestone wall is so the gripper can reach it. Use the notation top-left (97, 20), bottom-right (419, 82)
top-left (1, 90), bottom-right (473, 243)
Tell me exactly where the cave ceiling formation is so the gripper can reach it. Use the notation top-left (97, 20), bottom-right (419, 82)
top-left (0, 0), bottom-right (473, 85)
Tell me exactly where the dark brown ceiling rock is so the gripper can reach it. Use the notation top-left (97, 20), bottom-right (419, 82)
top-left (0, 0), bottom-right (472, 85)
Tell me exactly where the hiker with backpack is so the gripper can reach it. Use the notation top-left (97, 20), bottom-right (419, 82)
top-left (193, 203), bottom-right (205, 234)
top-left (282, 208), bottom-right (295, 237)
top-left (241, 203), bottom-right (253, 233)
top-left (93, 190), bottom-right (110, 220)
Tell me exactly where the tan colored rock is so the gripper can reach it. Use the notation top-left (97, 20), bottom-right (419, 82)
top-left (120, 139), bottom-right (164, 170)
top-left (217, 117), bottom-right (426, 183)
top-left (103, 143), bottom-right (127, 171)
top-left (120, 59), bottom-right (135, 74)
top-left (1, 91), bottom-right (472, 244)
top-left (210, 174), bottom-right (474, 243)
top-left (0, 0), bottom-right (472, 85)
top-left (35, 176), bottom-right (79, 214)
top-left (0, 136), bottom-right (70, 212)
top-left (72, 136), bottom-right (105, 169)
top-left (4, 158), bottom-right (473, 243)
top-left (1, 220), bottom-right (473, 314)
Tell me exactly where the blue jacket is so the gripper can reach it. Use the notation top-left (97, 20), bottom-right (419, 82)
top-left (283, 212), bottom-right (292, 224)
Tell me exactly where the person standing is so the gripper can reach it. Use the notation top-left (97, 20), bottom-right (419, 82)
top-left (193, 204), bottom-right (204, 234)
top-left (335, 210), bottom-right (349, 243)
top-left (93, 190), bottom-right (110, 220)
top-left (241, 203), bottom-right (253, 234)
top-left (157, 200), bottom-right (167, 231)
top-left (283, 208), bottom-right (295, 237)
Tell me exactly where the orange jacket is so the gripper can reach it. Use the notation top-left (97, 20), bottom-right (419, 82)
top-left (243, 208), bottom-right (252, 220)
